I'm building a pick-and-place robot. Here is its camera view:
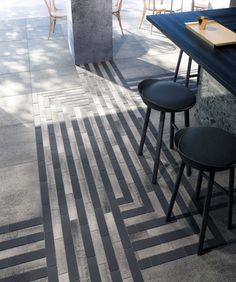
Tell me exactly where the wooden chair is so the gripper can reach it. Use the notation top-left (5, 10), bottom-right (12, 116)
top-left (113, 0), bottom-right (124, 36)
top-left (193, 0), bottom-right (209, 11)
top-left (139, 0), bottom-right (167, 33)
top-left (43, 0), bottom-right (67, 39)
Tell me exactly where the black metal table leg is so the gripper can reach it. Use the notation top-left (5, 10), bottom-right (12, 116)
top-left (185, 57), bottom-right (192, 87)
top-left (166, 161), bottom-right (186, 221)
top-left (152, 111), bottom-right (166, 184)
top-left (138, 107), bottom-right (151, 156)
top-left (198, 171), bottom-right (215, 256)
top-left (174, 49), bottom-right (183, 82)
top-left (228, 167), bottom-right (235, 229)
top-left (197, 65), bottom-right (201, 85)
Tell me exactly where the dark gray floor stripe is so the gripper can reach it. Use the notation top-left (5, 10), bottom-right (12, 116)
top-left (93, 63), bottom-right (104, 77)
top-left (0, 267), bottom-right (48, 282)
top-left (93, 103), bottom-right (154, 216)
top-left (89, 122), bottom-right (133, 202)
top-left (48, 124), bottom-right (80, 281)
top-left (0, 217), bottom-right (43, 235)
top-left (93, 64), bottom-right (173, 217)
top-left (0, 249), bottom-right (46, 269)
top-left (72, 111), bottom-right (143, 281)
top-left (147, 247), bottom-right (187, 268)
top-left (0, 232), bottom-right (44, 252)
top-left (71, 120), bottom-right (122, 280)
top-left (35, 126), bottom-right (59, 282)
top-left (132, 227), bottom-right (193, 251)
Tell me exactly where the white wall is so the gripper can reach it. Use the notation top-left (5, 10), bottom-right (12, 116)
top-left (209, 0), bottom-right (231, 8)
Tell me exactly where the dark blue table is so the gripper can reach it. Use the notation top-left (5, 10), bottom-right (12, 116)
top-left (147, 8), bottom-right (236, 96)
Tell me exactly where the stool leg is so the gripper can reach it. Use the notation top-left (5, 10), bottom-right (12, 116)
top-left (166, 161), bottom-right (186, 221)
top-left (185, 57), bottom-right (192, 87)
top-left (195, 171), bottom-right (203, 201)
top-left (198, 171), bottom-right (215, 256)
top-left (138, 107), bottom-right (151, 156)
top-left (184, 110), bottom-right (192, 176)
top-left (197, 65), bottom-right (201, 85)
top-left (184, 110), bottom-right (190, 127)
top-left (228, 167), bottom-right (235, 230)
top-left (174, 50), bottom-right (183, 82)
top-left (152, 111), bottom-right (165, 184)
top-left (170, 112), bottom-right (175, 149)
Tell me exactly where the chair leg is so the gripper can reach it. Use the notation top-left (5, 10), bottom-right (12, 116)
top-left (184, 110), bottom-right (192, 176)
top-left (138, 107), bottom-right (151, 156)
top-left (198, 171), bottom-right (215, 256)
top-left (170, 112), bottom-right (175, 149)
top-left (185, 57), bottom-right (192, 87)
top-left (174, 50), bottom-right (183, 82)
top-left (228, 167), bottom-right (235, 230)
top-left (116, 12), bottom-right (124, 36)
top-left (48, 17), bottom-right (53, 40)
top-left (195, 171), bottom-right (203, 201)
top-left (53, 18), bottom-right (57, 33)
top-left (152, 111), bottom-right (166, 184)
top-left (150, 10), bottom-right (155, 34)
top-left (184, 110), bottom-right (190, 127)
top-left (139, 8), bottom-right (146, 29)
top-left (166, 161), bottom-right (186, 221)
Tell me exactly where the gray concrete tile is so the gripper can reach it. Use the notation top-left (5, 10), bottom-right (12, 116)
top-left (0, 19), bottom-right (26, 30)
top-left (0, 162), bottom-right (41, 226)
top-left (0, 54), bottom-right (29, 74)
top-left (0, 40), bottom-right (28, 56)
top-left (30, 66), bottom-right (80, 93)
top-left (142, 246), bottom-right (236, 282)
top-left (0, 94), bottom-right (33, 127)
top-left (28, 39), bottom-right (73, 71)
top-left (0, 71), bottom-right (31, 97)
top-left (27, 24), bottom-right (64, 41)
top-left (0, 123), bottom-right (37, 167)
top-left (0, 26), bottom-right (27, 41)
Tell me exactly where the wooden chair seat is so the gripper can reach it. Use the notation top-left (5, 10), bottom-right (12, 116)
top-left (50, 9), bottom-right (67, 19)
top-left (194, 0), bottom-right (209, 10)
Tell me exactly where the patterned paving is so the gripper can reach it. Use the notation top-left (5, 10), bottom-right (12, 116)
top-left (0, 60), bottom-right (236, 281)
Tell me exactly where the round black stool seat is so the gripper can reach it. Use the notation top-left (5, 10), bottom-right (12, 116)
top-left (140, 80), bottom-right (196, 112)
top-left (176, 127), bottom-right (236, 171)
top-left (167, 126), bottom-right (236, 255)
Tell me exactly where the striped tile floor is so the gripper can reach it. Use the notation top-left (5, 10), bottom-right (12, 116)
top-left (1, 60), bottom-right (236, 281)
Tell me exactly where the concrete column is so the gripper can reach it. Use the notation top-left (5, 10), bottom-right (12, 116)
top-left (66, 0), bottom-right (112, 65)
top-left (230, 0), bottom-right (236, 7)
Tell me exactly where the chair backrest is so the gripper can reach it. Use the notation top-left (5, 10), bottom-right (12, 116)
top-left (43, 0), bottom-right (57, 14)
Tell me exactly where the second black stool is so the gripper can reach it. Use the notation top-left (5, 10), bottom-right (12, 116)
top-left (166, 127), bottom-right (236, 255)
top-left (138, 80), bottom-right (196, 184)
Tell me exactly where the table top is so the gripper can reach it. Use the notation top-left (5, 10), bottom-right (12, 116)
top-left (147, 8), bottom-right (236, 96)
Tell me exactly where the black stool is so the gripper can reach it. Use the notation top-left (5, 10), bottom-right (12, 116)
top-left (166, 127), bottom-right (236, 255)
top-left (138, 80), bottom-right (196, 184)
